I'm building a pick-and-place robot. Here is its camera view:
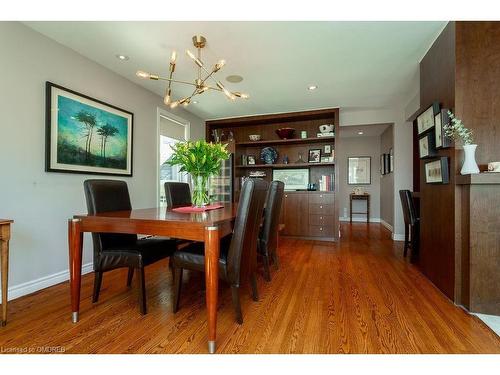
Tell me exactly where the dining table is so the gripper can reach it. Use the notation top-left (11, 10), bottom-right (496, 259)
top-left (68, 204), bottom-right (236, 353)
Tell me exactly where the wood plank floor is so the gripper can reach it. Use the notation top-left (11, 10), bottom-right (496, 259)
top-left (1, 223), bottom-right (499, 353)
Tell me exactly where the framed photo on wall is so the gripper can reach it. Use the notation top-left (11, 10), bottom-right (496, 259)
top-left (380, 154), bottom-right (385, 175)
top-left (435, 109), bottom-right (453, 149)
top-left (419, 131), bottom-right (437, 159)
top-left (348, 156), bottom-right (371, 185)
top-left (425, 157), bottom-right (449, 184)
top-left (389, 148), bottom-right (394, 172)
top-left (417, 101), bottom-right (440, 135)
top-left (45, 82), bottom-right (133, 176)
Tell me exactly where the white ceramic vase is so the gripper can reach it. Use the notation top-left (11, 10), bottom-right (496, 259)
top-left (460, 144), bottom-right (480, 175)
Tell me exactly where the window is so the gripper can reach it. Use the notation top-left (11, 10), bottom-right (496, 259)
top-left (158, 111), bottom-right (190, 207)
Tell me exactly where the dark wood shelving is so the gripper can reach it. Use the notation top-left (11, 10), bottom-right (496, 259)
top-left (236, 162), bottom-right (335, 169)
top-left (236, 136), bottom-right (335, 147)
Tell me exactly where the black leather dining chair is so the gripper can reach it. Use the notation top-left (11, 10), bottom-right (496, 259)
top-left (84, 179), bottom-right (177, 315)
top-left (399, 190), bottom-right (419, 258)
top-left (258, 180), bottom-right (285, 281)
top-left (164, 182), bottom-right (192, 208)
top-left (171, 179), bottom-right (268, 324)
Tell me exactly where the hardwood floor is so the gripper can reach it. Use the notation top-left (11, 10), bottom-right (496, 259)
top-left (1, 223), bottom-right (499, 353)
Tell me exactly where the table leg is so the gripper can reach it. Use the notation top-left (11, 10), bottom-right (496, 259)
top-left (1, 224), bottom-right (10, 327)
top-left (204, 226), bottom-right (220, 354)
top-left (68, 219), bottom-right (83, 323)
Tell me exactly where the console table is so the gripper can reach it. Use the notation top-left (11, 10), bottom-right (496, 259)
top-left (0, 219), bottom-right (13, 327)
top-left (350, 193), bottom-right (370, 223)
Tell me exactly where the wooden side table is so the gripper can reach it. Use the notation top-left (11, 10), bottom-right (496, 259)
top-left (349, 194), bottom-right (370, 223)
top-left (0, 219), bottom-right (13, 327)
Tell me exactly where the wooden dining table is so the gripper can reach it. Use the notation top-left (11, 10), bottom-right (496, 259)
top-left (68, 205), bottom-right (236, 353)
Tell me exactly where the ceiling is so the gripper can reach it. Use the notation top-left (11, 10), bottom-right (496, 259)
top-left (25, 21), bottom-right (445, 120)
top-left (339, 123), bottom-right (391, 138)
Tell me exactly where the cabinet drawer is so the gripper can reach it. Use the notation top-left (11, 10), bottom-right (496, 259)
top-left (309, 193), bottom-right (334, 204)
top-left (309, 203), bottom-right (334, 215)
top-left (308, 225), bottom-right (334, 237)
top-left (309, 214), bottom-right (334, 226)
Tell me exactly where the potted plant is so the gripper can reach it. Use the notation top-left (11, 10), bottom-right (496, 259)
top-left (444, 111), bottom-right (479, 175)
top-left (167, 140), bottom-right (229, 207)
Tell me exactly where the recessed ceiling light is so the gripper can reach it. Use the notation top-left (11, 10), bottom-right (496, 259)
top-left (308, 85), bottom-right (318, 91)
top-left (115, 54), bottom-right (129, 61)
top-left (226, 75), bottom-right (243, 83)
top-left (358, 131), bottom-right (364, 135)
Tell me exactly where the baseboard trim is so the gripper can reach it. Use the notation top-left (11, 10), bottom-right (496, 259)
top-left (0, 262), bottom-right (94, 302)
top-left (392, 233), bottom-right (405, 241)
top-left (339, 217), bottom-right (381, 223)
top-left (380, 219), bottom-right (393, 232)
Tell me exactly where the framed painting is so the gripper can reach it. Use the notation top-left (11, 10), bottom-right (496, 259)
top-left (272, 168), bottom-right (309, 191)
top-left (417, 101), bottom-right (440, 135)
top-left (435, 109), bottom-right (453, 149)
top-left (45, 82), bottom-right (133, 176)
top-left (419, 131), bottom-right (437, 159)
top-left (425, 157), bottom-right (449, 184)
top-left (348, 156), bottom-right (371, 185)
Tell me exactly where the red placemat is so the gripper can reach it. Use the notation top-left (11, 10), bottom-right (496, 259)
top-left (172, 204), bottom-right (224, 213)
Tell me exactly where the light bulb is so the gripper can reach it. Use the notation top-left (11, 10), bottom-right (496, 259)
top-left (186, 50), bottom-right (203, 67)
top-left (164, 94), bottom-right (171, 105)
top-left (136, 70), bottom-right (150, 79)
top-left (170, 101), bottom-right (179, 109)
top-left (240, 93), bottom-right (249, 99)
top-left (170, 51), bottom-right (177, 64)
top-left (214, 59), bottom-right (226, 72)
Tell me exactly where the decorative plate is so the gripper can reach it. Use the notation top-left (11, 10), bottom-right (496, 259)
top-left (260, 147), bottom-right (278, 164)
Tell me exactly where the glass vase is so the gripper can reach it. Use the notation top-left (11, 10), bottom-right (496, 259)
top-left (191, 174), bottom-right (210, 207)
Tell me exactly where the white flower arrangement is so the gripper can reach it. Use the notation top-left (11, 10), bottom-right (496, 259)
top-left (444, 111), bottom-right (474, 145)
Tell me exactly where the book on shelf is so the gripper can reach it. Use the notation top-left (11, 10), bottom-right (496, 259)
top-left (317, 132), bottom-right (335, 138)
top-left (319, 174), bottom-right (335, 192)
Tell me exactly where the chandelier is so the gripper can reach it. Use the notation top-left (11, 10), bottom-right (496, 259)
top-left (136, 35), bottom-right (249, 108)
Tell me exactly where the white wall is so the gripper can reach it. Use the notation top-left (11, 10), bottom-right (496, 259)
top-left (0, 22), bottom-right (205, 300)
top-left (337, 136), bottom-right (381, 222)
top-left (340, 107), bottom-right (414, 239)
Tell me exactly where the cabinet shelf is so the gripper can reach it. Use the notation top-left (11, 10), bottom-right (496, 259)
top-left (236, 162), bottom-right (335, 169)
top-left (236, 136), bottom-right (335, 147)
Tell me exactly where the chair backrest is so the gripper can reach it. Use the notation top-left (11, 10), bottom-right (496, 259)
top-left (260, 180), bottom-right (285, 254)
top-left (164, 182), bottom-right (192, 208)
top-left (227, 179), bottom-right (268, 285)
top-left (399, 190), bottom-right (418, 226)
top-left (84, 180), bottom-right (137, 258)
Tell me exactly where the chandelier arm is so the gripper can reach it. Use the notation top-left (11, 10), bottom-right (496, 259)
top-left (156, 77), bottom-right (199, 87)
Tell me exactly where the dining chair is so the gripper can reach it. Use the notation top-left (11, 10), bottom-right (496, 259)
top-left (164, 182), bottom-right (192, 208)
top-left (399, 190), bottom-right (419, 258)
top-left (84, 179), bottom-right (178, 315)
top-left (258, 180), bottom-right (285, 281)
top-left (171, 179), bottom-right (269, 324)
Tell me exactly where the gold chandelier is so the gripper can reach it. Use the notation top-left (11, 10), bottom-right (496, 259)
top-left (136, 35), bottom-right (249, 108)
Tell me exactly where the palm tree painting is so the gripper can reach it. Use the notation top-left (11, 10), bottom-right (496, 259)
top-left (46, 82), bottom-right (133, 176)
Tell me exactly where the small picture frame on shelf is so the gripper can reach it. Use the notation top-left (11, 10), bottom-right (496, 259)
top-left (435, 109), bottom-right (453, 149)
top-left (425, 157), bottom-right (449, 184)
top-left (300, 130), bottom-right (308, 139)
top-left (321, 156), bottom-right (333, 163)
top-left (419, 131), bottom-right (437, 159)
top-left (324, 144), bottom-right (332, 154)
top-left (308, 149), bottom-right (321, 163)
top-left (247, 155), bottom-right (256, 165)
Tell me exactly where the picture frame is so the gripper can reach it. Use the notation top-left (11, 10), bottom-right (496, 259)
top-left (417, 101), bottom-right (440, 135)
top-left (247, 155), bottom-right (256, 165)
top-left (435, 109), bottom-right (453, 149)
top-left (389, 148), bottom-right (394, 172)
top-left (323, 144), bottom-right (332, 154)
top-left (383, 153), bottom-right (391, 174)
top-left (272, 168), bottom-right (309, 191)
top-left (425, 157), bottom-right (449, 184)
top-left (308, 149), bottom-right (321, 163)
top-left (348, 156), bottom-right (371, 185)
top-left (419, 131), bottom-right (437, 159)
top-left (45, 82), bottom-right (133, 176)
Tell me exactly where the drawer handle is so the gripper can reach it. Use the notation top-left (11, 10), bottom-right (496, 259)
top-left (320, 227), bottom-right (323, 231)
top-left (285, 194), bottom-right (288, 198)
top-left (320, 205), bottom-right (323, 209)
top-left (320, 194), bottom-right (323, 198)
top-left (320, 216), bottom-right (323, 219)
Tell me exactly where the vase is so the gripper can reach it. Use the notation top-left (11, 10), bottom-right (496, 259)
top-left (461, 144), bottom-right (480, 175)
top-left (191, 174), bottom-right (210, 207)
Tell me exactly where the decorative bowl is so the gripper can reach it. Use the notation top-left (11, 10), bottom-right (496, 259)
top-left (275, 128), bottom-right (295, 139)
top-left (260, 147), bottom-right (278, 164)
top-left (249, 134), bottom-right (261, 141)
top-left (319, 124), bottom-right (334, 133)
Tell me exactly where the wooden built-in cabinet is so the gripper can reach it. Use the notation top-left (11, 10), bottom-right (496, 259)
top-left (206, 108), bottom-right (340, 241)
